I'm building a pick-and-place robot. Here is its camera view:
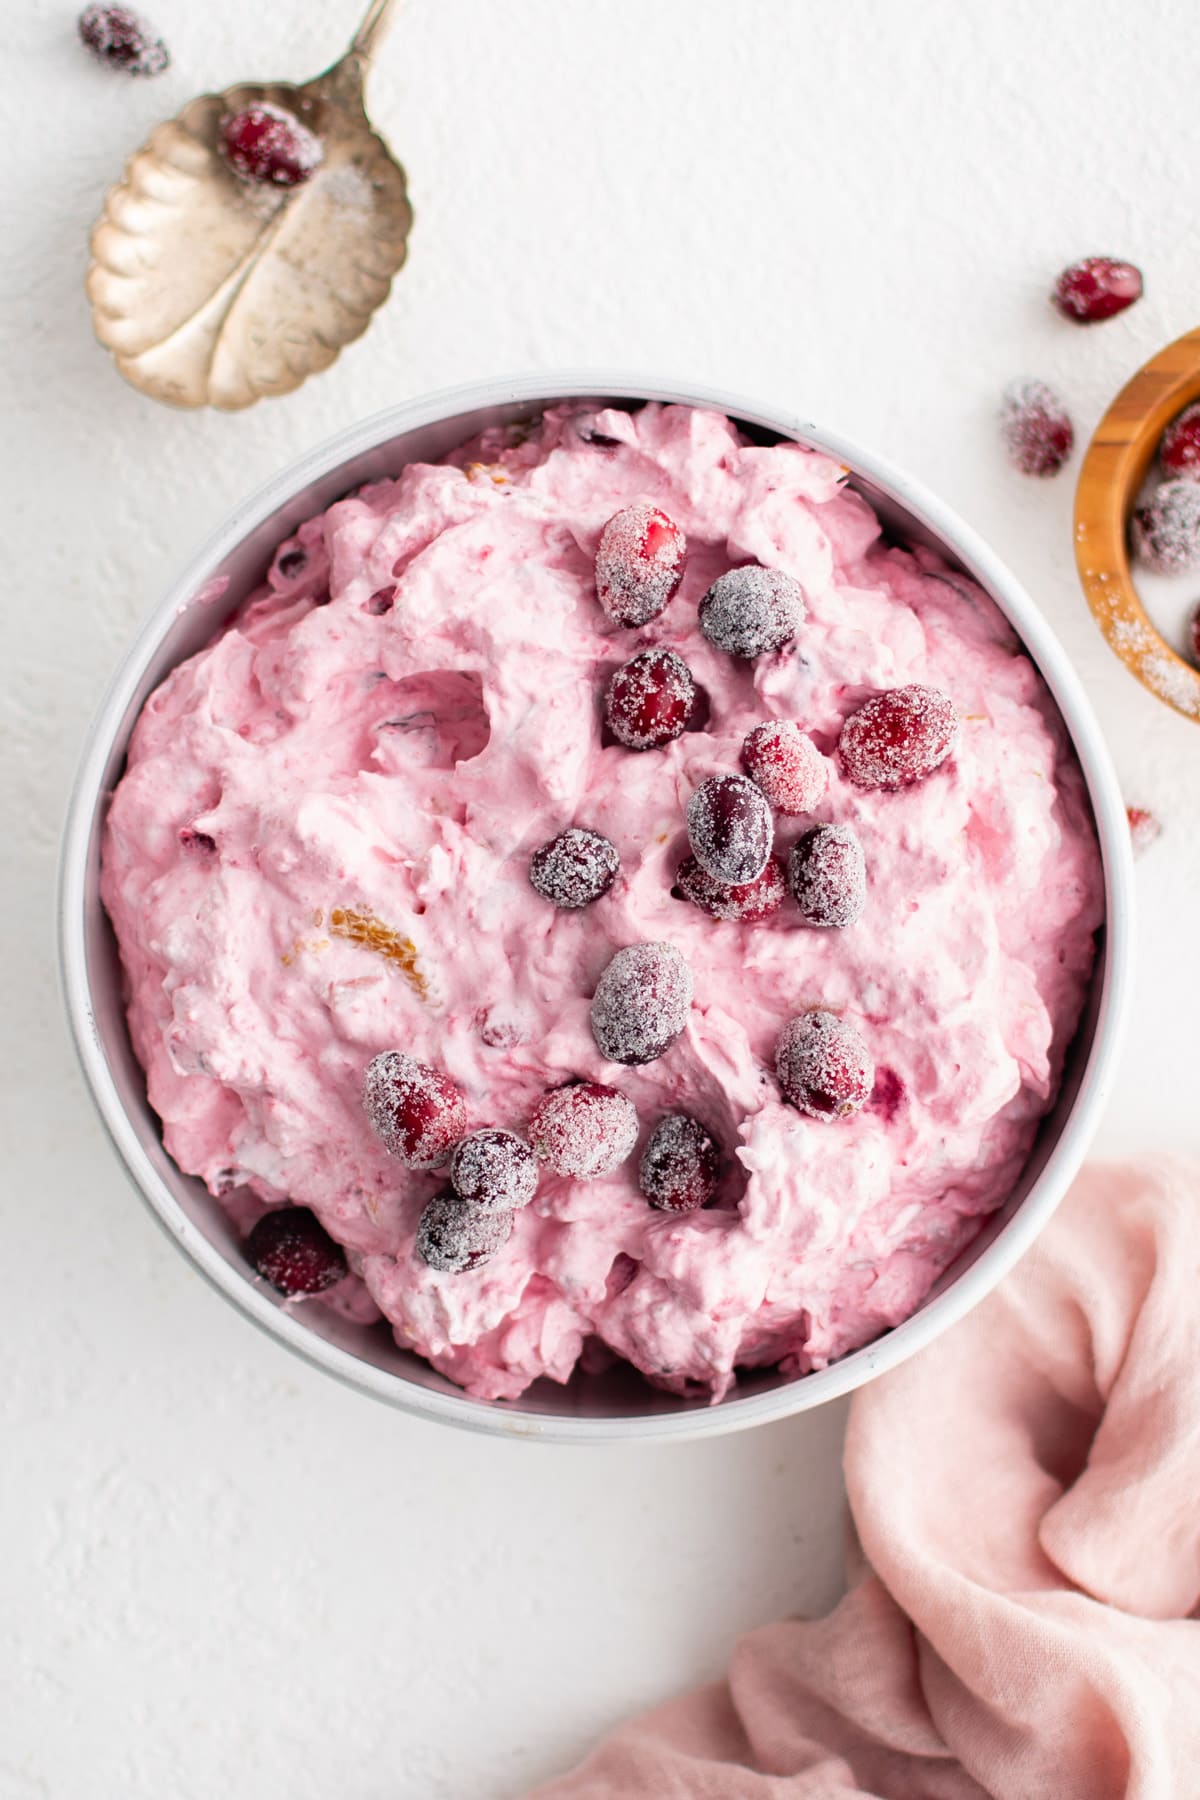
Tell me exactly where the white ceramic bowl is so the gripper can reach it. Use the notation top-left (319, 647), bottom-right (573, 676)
top-left (59, 373), bottom-right (1134, 1443)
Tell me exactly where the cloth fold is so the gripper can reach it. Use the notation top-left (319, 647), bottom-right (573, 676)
top-left (529, 1161), bottom-right (1200, 1799)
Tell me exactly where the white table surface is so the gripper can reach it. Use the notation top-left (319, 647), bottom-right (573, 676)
top-left (6, 1), bottom-right (1198, 1794)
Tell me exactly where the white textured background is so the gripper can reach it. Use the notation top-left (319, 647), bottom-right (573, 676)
top-left (5, 1), bottom-right (1199, 1795)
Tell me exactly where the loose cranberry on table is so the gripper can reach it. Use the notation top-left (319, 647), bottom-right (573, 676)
top-left (529, 1082), bottom-right (639, 1178)
top-left (363, 1051), bottom-right (466, 1169)
top-left (1126, 806), bottom-right (1162, 856)
top-left (639, 1115), bottom-right (721, 1213)
top-left (1131, 480), bottom-right (1200, 574)
top-left (686, 773), bottom-right (773, 885)
top-left (1000, 380), bottom-right (1074, 477)
top-left (78, 4), bottom-right (168, 74)
top-left (219, 102), bottom-right (324, 189)
top-left (450, 1129), bottom-right (539, 1213)
top-left (699, 566), bottom-right (806, 658)
top-left (741, 721), bottom-right (828, 815)
top-left (1160, 404), bottom-right (1200, 480)
top-left (788, 823), bottom-right (867, 928)
top-left (674, 853), bottom-right (786, 923)
top-left (594, 501), bottom-right (687, 627)
top-left (604, 648), bottom-right (697, 751)
top-left (1052, 257), bottom-right (1143, 324)
top-left (775, 1011), bottom-right (874, 1121)
top-left (246, 1206), bottom-right (347, 1296)
top-left (591, 942), bottom-right (694, 1065)
top-left (839, 685), bottom-right (958, 789)
top-left (416, 1191), bottom-right (514, 1274)
top-left (529, 826), bottom-right (620, 909)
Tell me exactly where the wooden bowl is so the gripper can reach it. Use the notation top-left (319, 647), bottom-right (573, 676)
top-left (1075, 328), bottom-right (1200, 722)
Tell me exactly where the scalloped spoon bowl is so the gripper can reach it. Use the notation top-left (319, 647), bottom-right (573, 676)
top-left (87, 0), bottom-right (411, 410)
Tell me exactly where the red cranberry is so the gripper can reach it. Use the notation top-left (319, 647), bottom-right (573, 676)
top-left (741, 721), bottom-right (827, 814)
top-left (78, 4), bottom-right (168, 73)
top-left (416, 1191), bottom-right (513, 1273)
top-left (604, 649), bottom-right (697, 750)
top-left (178, 827), bottom-right (216, 854)
top-left (246, 1207), bottom-right (347, 1295)
top-left (788, 824), bottom-right (867, 928)
top-left (529, 827), bottom-right (620, 909)
top-left (1126, 806), bottom-right (1162, 855)
top-left (1052, 257), bottom-right (1143, 324)
top-left (529, 1082), bottom-right (639, 1178)
top-left (1000, 380), bottom-right (1074, 477)
top-left (699, 566), bottom-right (805, 658)
top-left (363, 1051), bottom-right (466, 1169)
top-left (590, 942), bottom-right (694, 1065)
top-left (450, 1129), bottom-right (539, 1212)
top-left (595, 501), bottom-right (687, 627)
top-left (638, 1115), bottom-right (721, 1213)
top-left (219, 103), bottom-right (324, 189)
top-left (775, 1012), bottom-right (873, 1121)
top-left (1161, 403), bottom-right (1200, 480)
top-left (839, 685), bottom-right (958, 790)
top-left (686, 773), bottom-right (773, 885)
top-left (675, 853), bottom-right (785, 923)
top-left (366, 586), bottom-right (396, 615)
top-left (276, 548), bottom-right (308, 579)
top-left (1191, 600), bottom-right (1200, 663)
top-left (1132, 480), bottom-right (1200, 574)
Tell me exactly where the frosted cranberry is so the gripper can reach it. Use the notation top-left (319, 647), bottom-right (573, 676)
top-left (788, 824), bottom-right (867, 927)
top-left (674, 853), bottom-right (785, 922)
top-left (1191, 601), bottom-right (1200, 663)
top-left (1132, 480), bottom-right (1200, 574)
top-left (529, 827), bottom-right (620, 909)
top-left (741, 721), bottom-right (827, 814)
top-left (590, 942), bottom-right (694, 1065)
top-left (529, 1082), bottom-right (639, 1178)
top-left (1000, 380), bottom-right (1074, 476)
top-left (1052, 257), bottom-right (1142, 324)
top-left (416, 1191), bottom-right (513, 1273)
top-left (78, 4), bottom-right (168, 73)
top-left (699, 566), bottom-right (805, 658)
top-left (247, 1207), bottom-right (347, 1295)
top-left (595, 501), bottom-right (687, 627)
top-left (219, 103), bottom-right (324, 188)
top-left (1126, 806), bottom-right (1162, 855)
top-left (450, 1129), bottom-right (538, 1213)
top-left (686, 773), bottom-right (773, 885)
top-left (363, 1051), bottom-right (466, 1169)
top-left (604, 649), bottom-right (696, 750)
top-left (775, 1012), bottom-right (873, 1121)
top-left (1161, 404), bottom-right (1200, 480)
top-left (639, 1115), bottom-right (721, 1213)
top-left (839, 685), bottom-right (957, 790)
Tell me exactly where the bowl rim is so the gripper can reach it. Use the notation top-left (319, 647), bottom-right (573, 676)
top-left (58, 369), bottom-right (1135, 1444)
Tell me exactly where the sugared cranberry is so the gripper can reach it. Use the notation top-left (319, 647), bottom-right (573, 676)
top-left (604, 649), bottom-right (697, 751)
top-left (450, 1129), bottom-right (539, 1213)
top-left (246, 1207), bottom-right (347, 1295)
top-left (686, 773), bottom-right (773, 885)
top-left (741, 721), bottom-right (827, 815)
top-left (1052, 257), bottom-right (1143, 324)
top-left (639, 1115), bottom-right (721, 1213)
top-left (1132, 480), bottom-right (1200, 574)
top-left (595, 501), bottom-right (687, 627)
top-left (1161, 403), bottom-right (1200, 481)
top-left (363, 1051), bottom-right (466, 1169)
top-left (699, 566), bottom-right (805, 658)
top-left (1191, 600), bottom-right (1200, 663)
top-left (775, 1011), bottom-right (873, 1121)
top-left (219, 102), bottom-right (324, 189)
top-left (529, 1082), bottom-right (639, 1178)
top-left (674, 853), bottom-right (786, 923)
top-left (788, 824), bottom-right (867, 928)
top-left (367, 586), bottom-right (396, 615)
top-left (1000, 380), bottom-right (1074, 476)
top-left (1126, 806), bottom-right (1162, 855)
top-left (416, 1191), bottom-right (513, 1273)
top-left (529, 827), bottom-right (620, 909)
top-left (839, 685), bottom-right (958, 790)
top-left (590, 942), bottom-right (694, 1065)
top-left (78, 4), bottom-right (168, 74)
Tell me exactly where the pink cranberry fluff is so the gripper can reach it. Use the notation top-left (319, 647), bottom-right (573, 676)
top-left (363, 1052), bottom-right (467, 1169)
top-left (775, 1011), bottom-right (874, 1120)
top-left (741, 721), bottom-right (828, 814)
top-left (1000, 380), bottom-right (1074, 477)
top-left (1051, 256), bottom-right (1143, 324)
top-left (594, 501), bottom-right (687, 626)
top-left (219, 102), bottom-right (324, 189)
top-left (1160, 404), bottom-right (1200, 481)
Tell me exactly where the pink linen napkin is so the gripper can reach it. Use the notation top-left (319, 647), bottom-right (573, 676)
top-left (528, 1160), bottom-right (1200, 1799)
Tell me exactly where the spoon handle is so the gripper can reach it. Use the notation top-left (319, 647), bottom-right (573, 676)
top-left (351, 0), bottom-right (399, 61)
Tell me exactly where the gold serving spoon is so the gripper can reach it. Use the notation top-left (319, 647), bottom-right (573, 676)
top-left (87, 0), bottom-right (412, 410)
